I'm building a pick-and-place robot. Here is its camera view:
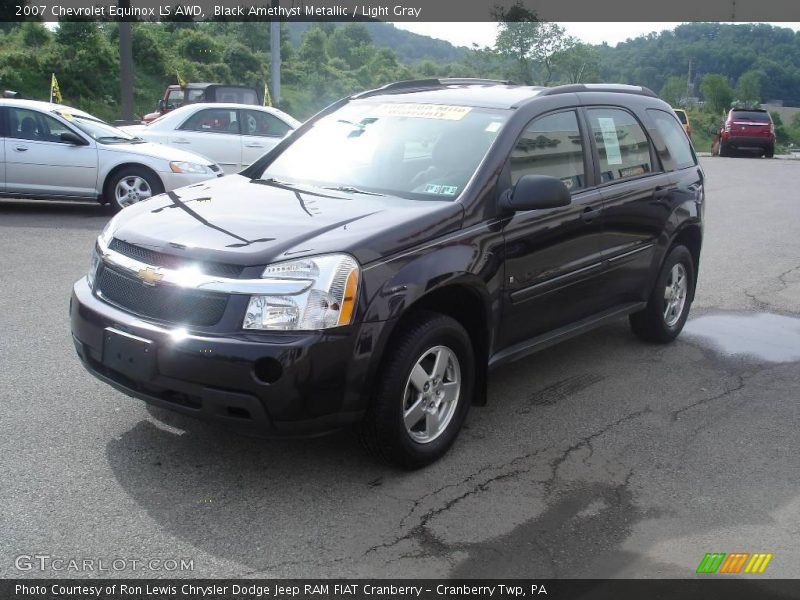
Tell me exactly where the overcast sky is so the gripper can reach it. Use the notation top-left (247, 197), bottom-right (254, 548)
top-left (393, 22), bottom-right (800, 48)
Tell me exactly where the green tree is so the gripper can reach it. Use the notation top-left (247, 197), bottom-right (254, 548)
top-left (493, 2), bottom-right (574, 85)
top-left (700, 74), bottom-right (733, 113)
top-left (660, 76), bottom-right (688, 107)
top-left (554, 43), bottom-right (600, 83)
top-left (735, 71), bottom-right (762, 108)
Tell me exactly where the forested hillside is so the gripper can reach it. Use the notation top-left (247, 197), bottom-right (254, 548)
top-left (0, 20), bottom-right (799, 126)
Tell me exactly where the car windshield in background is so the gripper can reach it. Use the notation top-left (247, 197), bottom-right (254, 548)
top-left (55, 112), bottom-right (142, 143)
top-left (732, 110), bottom-right (770, 121)
top-left (261, 101), bottom-right (509, 200)
top-left (674, 110), bottom-right (687, 124)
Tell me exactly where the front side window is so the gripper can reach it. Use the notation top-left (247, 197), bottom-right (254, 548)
top-left (53, 110), bottom-right (138, 144)
top-left (166, 89), bottom-right (184, 109)
top-left (260, 101), bottom-right (509, 200)
top-left (648, 109), bottom-right (696, 170)
top-left (8, 107), bottom-right (72, 143)
top-left (587, 108), bottom-right (654, 183)
top-left (510, 110), bottom-right (586, 192)
top-left (180, 108), bottom-right (239, 134)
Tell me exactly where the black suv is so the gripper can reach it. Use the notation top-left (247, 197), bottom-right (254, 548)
top-left (71, 79), bottom-right (704, 468)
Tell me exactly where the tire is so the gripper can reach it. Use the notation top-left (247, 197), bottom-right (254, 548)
top-left (360, 311), bottom-right (475, 469)
top-left (719, 141), bottom-right (730, 157)
top-left (629, 245), bottom-right (695, 344)
top-left (765, 144), bottom-right (774, 158)
top-left (104, 167), bottom-right (164, 212)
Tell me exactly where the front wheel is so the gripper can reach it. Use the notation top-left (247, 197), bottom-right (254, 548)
top-left (360, 311), bottom-right (474, 469)
top-left (104, 167), bottom-right (163, 212)
top-left (629, 245), bottom-right (695, 343)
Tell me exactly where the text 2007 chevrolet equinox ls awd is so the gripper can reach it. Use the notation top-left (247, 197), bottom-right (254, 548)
top-left (71, 79), bottom-right (704, 468)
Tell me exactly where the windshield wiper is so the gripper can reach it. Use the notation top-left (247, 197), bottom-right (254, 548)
top-left (251, 178), bottom-right (349, 199)
top-left (323, 185), bottom-right (384, 196)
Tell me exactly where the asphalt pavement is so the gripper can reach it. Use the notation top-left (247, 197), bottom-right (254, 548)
top-left (1, 156), bottom-right (799, 579)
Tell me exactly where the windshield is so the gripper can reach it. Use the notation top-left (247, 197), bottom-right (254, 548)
top-left (260, 101), bottom-right (509, 200)
top-left (674, 110), bottom-right (687, 124)
top-left (54, 111), bottom-right (141, 144)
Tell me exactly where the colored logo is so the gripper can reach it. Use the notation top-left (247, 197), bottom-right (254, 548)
top-left (136, 267), bottom-right (164, 286)
top-left (696, 552), bottom-right (773, 574)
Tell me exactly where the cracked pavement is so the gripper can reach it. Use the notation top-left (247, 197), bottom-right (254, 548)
top-left (2, 157), bottom-right (799, 579)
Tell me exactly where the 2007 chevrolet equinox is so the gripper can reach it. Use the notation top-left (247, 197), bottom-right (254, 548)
top-left (71, 79), bottom-right (704, 468)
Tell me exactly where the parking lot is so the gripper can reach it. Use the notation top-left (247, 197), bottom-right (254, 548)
top-left (1, 156), bottom-right (799, 578)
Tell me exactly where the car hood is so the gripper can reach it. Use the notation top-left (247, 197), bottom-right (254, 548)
top-left (110, 174), bottom-right (463, 267)
top-left (99, 139), bottom-right (213, 166)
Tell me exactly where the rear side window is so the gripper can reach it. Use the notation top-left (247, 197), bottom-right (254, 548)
top-left (648, 109), bottom-right (696, 170)
top-left (510, 110), bottom-right (586, 192)
top-left (730, 110), bottom-right (770, 122)
top-left (241, 110), bottom-right (292, 137)
top-left (587, 108), bottom-right (653, 182)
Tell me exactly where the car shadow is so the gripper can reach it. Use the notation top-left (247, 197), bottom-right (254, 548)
top-left (0, 198), bottom-right (113, 229)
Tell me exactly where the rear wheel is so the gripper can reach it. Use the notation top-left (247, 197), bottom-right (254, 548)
top-left (360, 311), bottom-right (474, 469)
top-left (104, 167), bottom-right (163, 212)
top-left (719, 141), bottom-right (731, 157)
top-left (765, 144), bottom-right (774, 158)
top-left (629, 245), bottom-right (695, 344)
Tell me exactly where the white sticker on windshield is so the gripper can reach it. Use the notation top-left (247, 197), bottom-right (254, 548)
top-left (598, 117), bottom-right (622, 165)
top-left (374, 103), bottom-right (471, 121)
top-left (485, 121), bottom-right (502, 133)
top-left (424, 184), bottom-right (458, 195)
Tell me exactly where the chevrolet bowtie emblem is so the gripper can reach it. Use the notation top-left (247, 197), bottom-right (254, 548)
top-left (136, 267), bottom-right (164, 286)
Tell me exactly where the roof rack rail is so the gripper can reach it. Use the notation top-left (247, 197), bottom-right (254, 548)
top-left (538, 83), bottom-right (657, 98)
top-left (352, 78), bottom-right (517, 99)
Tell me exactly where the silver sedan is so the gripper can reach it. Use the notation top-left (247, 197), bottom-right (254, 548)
top-left (0, 99), bottom-right (224, 211)
top-left (121, 103), bottom-right (301, 175)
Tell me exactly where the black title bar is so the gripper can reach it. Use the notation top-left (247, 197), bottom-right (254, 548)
top-left (4, 0), bottom-right (800, 22)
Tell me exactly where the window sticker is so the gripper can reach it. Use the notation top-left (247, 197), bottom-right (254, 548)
top-left (597, 117), bottom-right (623, 165)
top-left (374, 103), bottom-right (472, 121)
top-left (485, 121), bottom-right (503, 133)
top-left (424, 184), bottom-right (459, 195)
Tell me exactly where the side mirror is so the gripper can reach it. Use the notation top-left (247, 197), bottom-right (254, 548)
top-left (501, 175), bottom-right (571, 213)
top-left (60, 131), bottom-right (88, 145)
top-left (158, 99), bottom-right (166, 112)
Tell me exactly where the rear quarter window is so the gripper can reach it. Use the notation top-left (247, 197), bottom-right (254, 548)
top-left (648, 109), bottom-right (697, 171)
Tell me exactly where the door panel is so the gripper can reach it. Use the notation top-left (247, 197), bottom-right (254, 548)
top-left (239, 110), bottom-right (292, 168)
top-left (584, 106), bottom-right (667, 309)
top-left (176, 108), bottom-right (242, 173)
top-left (4, 107), bottom-right (97, 197)
top-left (498, 109), bottom-right (605, 350)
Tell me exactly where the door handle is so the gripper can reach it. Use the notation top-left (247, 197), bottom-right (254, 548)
top-left (581, 206), bottom-right (601, 223)
top-left (654, 185), bottom-right (676, 200)
top-left (14, 146), bottom-right (28, 152)
top-left (244, 143), bottom-right (264, 148)
top-left (172, 138), bottom-right (190, 144)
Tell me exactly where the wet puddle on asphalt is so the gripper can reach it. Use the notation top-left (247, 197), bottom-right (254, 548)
top-left (683, 312), bottom-right (800, 363)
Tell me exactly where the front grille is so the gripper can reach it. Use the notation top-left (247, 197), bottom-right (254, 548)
top-left (109, 238), bottom-right (243, 278)
top-left (96, 266), bottom-right (228, 326)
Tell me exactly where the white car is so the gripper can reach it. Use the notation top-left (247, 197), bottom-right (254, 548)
top-left (121, 103), bottom-right (301, 175)
top-left (0, 99), bottom-right (224, 211)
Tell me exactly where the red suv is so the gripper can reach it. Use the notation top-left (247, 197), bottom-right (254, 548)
top-left (719, 108), bottom-right (775, 158)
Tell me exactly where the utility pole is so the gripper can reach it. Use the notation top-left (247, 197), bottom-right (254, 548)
top-left (118, 0), bottom-right (134, 121)
top-left (270, 0), bottom-right (281, 106)
top-left (686, 56), bottom-right (694, 102)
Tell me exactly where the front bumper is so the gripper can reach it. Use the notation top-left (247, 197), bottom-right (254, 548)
top-left (70, 277), bottom-right (389, 436)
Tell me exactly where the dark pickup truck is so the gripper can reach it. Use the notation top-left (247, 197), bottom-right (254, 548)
top-left (142, 83), bottom-right (262, 123)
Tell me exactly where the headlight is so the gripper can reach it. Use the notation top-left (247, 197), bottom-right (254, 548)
top-left (87, 244), bottom-right (101, 289)
top-left (243, 254), bottom-right (359, 330)
top-left (169, 161), bottom-right (210, 174)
